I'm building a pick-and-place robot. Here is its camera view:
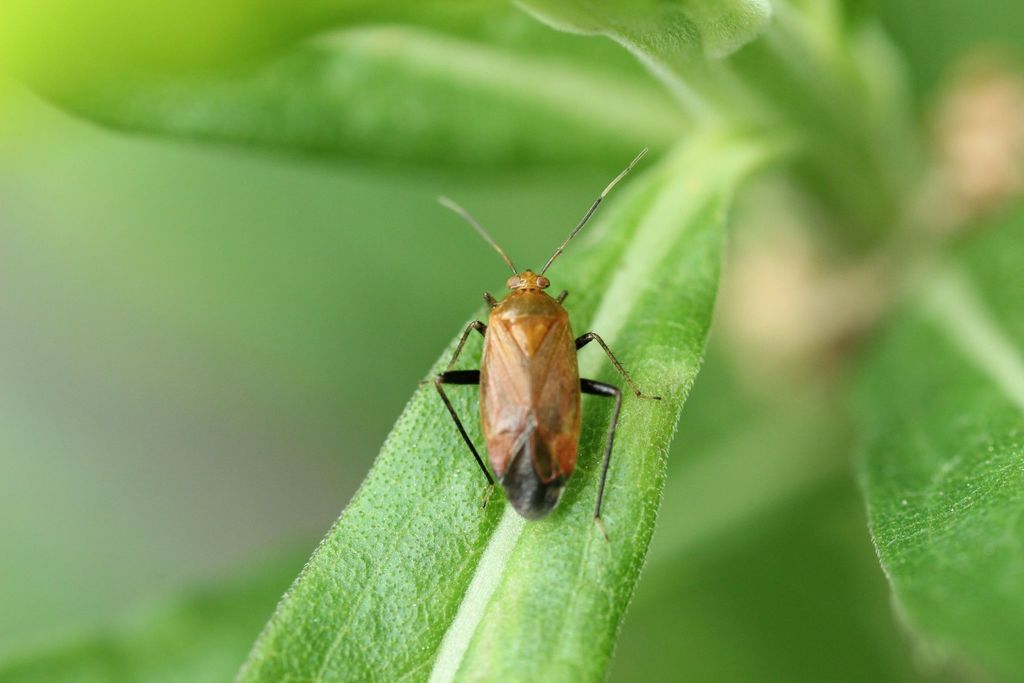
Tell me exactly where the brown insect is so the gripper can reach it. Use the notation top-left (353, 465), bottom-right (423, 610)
top-left (433, 150), bottom-right (660, 537)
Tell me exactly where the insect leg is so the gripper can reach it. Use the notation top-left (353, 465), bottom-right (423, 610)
top-left (446, 321), bottom-right (487, 371)
top-left (434, 370), bottom-right (495, 505)
top-left (575, 332), bottom-right (661, 399)
top-left (581, 378), bottom-right (622, 540)
top-left (483, 292), bottom-right (499, 308)
top-left (556, 290), bottom-right (569, 304)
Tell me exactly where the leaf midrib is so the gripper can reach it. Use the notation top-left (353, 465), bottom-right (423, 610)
top-left (427, 511), bottom-right (524, 683)
top-left (316, 25), bottom-right (685, 141)
top-left (425, 133), bottom-right (757, 682)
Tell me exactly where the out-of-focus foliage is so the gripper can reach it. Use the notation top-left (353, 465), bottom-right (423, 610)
top-left (0, 556), bottom-right (301, 683)
top-left (4, 0), bottom-right (914, 241)
top-left (606, 338), bottom-right (953, 682)
top-left (878, 0), bottom-right (1024, 97)
top-left (518, 0), bottom-right (772, 60)
top-left (858, 206), bottom-right (1024, 680)
top-left (1, 4), bottom-right (681, 166)
top-left (0, 1), bottom-right (506, 84)
top-left (2, 0), bottom-right (1024, 681)
top-left (42, 26), bottom-right (681, 165)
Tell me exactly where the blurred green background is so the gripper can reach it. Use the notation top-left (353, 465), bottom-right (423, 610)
top-left (1, 0), bottom-right (1022, 680)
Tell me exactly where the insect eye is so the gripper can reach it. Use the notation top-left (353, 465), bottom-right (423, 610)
top-left (537, 276), bottom-right (550, 288)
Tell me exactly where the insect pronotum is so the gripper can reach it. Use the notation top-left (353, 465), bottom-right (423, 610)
top-left (433, 150), bottom-right (660, 538)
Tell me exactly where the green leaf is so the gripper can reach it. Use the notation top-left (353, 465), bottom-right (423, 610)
top-left (614, 349), bottom-right (931, 682)
top-left (34, 23), bottom-right (681, 166)
top-left (0, 556), bottom-right (300, 683)
top-left (726, 4), bottom-right (922, 243)
top-left (618, 480), bottom-right (927, 683)
top-left (857, 206), bottom-right (1024, 679)
top-left (0, 1), bottom-right (508, 82)
top-left (518, 0), bottom-right (773, 61)
top-left (517, 0), bottom-right (773, 117)
top-left (518, 0), bottom-right (921, 243)
top-left (3, 2), bottom-right (687, 165)
top-left (237, 129), bottom-right (771, 682)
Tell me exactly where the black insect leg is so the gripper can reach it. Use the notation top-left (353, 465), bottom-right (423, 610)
top-left (581, 378), bottom-right (622, 540)
top-left (434, 369), bottom-right (495, 507)
top-left (575, 332), bottom-right (661, 400)
top-left (556, 290), bottom-right (569, 304)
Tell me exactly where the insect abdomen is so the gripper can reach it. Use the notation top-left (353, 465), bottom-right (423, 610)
top-left (501, 433), bottom-right (566, 519)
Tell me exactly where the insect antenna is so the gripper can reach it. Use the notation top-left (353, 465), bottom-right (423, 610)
top-left (539, 148), bottom-right (648, 276)
top-left (438, 195), bottom-right (518, 275)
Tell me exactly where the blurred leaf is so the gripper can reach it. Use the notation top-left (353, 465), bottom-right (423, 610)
top-left (724, 3), bottom-right (921, 243)
top-left (0, 555), bottom-right (300, 683)
top-left (518, 0), bottom-right (773, 62)
top-left (644, 352), bottom-right (846, 565)
top-left (877, 0), bottom-right (1024, 97)
top-left (7, 0), bottom-right (918, 241)
top-left (857, 206), bottom-right (1024, 679)
top-left (236, 130), bottom-right (771, 683)
top-left (611, 347), bottom-right (937, 682)
top-left (617, 480), bottom-right (931, 683)
top-left (521, 0), bottom-right (921, 244)
top-left (0, 0), bottom-right (335, 81)
top-left (0, 1), bottom-right (514, 85)
top-left (518, 0), bottom-right (772, 115)
top-left (42, 25), bottom-right (682, 166)
top-left (4, 3), bottom-right (682, 167)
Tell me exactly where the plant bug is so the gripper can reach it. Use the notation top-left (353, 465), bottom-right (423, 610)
top-left (433, 150), bottom-right (660, 538)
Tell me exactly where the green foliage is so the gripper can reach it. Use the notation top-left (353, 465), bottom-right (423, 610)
top-left (7, 0), bottom-right (917, 253)
top-left (857, 207), bottom-right (1024, 679)
top-left (0, 346), bottom-right (913, 683)
top-left (878, 0), bottom-right (1024, 96)
top-left (237, 131), bottom-right (769, 682)
top-left (3, 0), bottom-right (1024, 681)
top-left (0, 557), bottom-right (299, 683)
top-left (48, 25), bottom-right (682, 166)
top-left (0, 125), bottom-right (637, 669)
top-left (617, 482), bottom-right (924, 683)
top-left (518, 0), bottom-right (772, 61)
top-left (610, 349), bottom-right (946, 682)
